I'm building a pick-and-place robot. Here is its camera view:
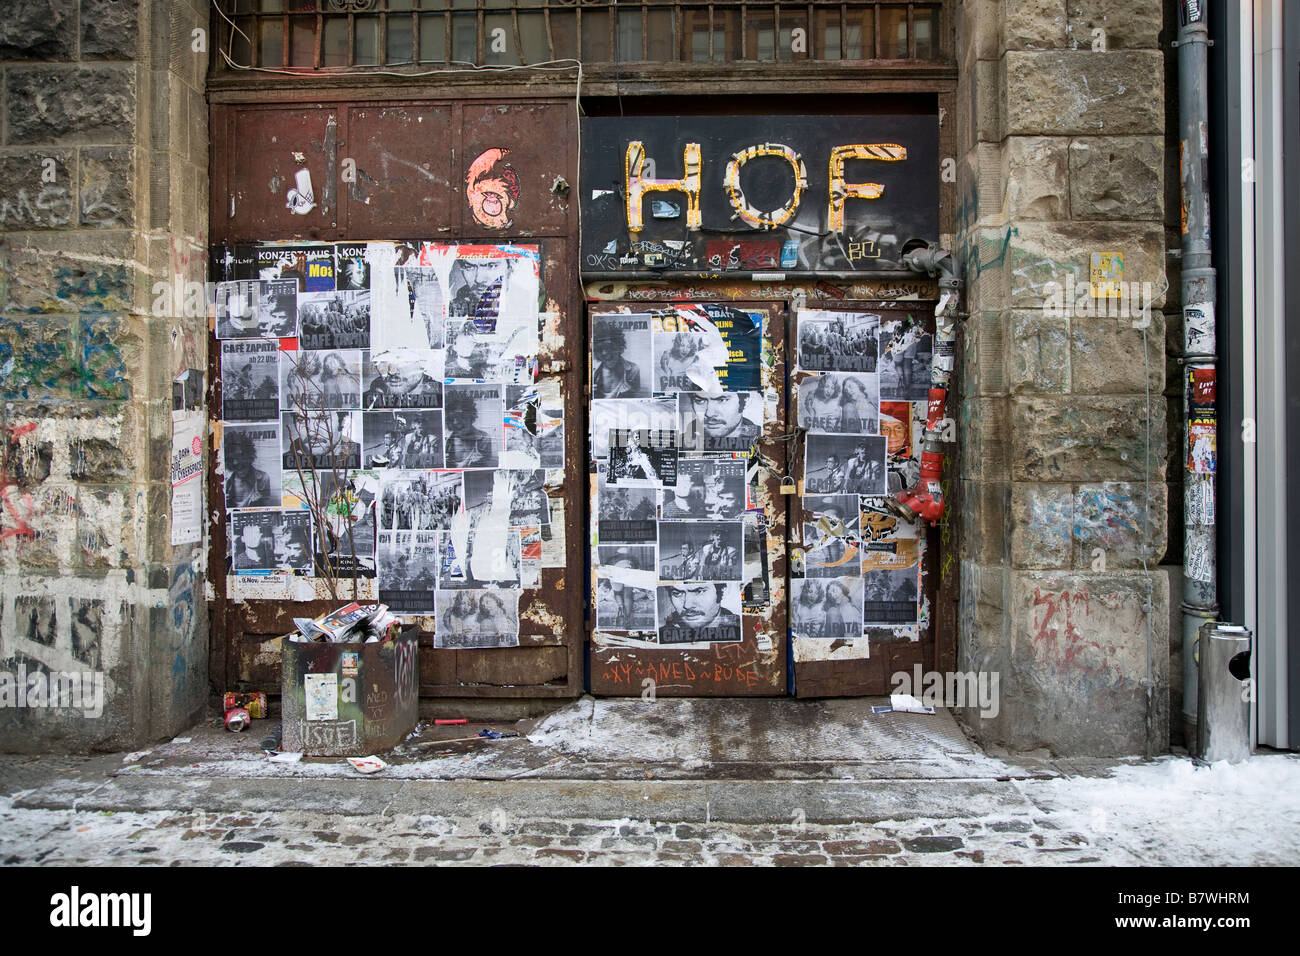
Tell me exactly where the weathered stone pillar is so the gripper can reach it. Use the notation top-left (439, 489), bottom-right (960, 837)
top-left (954, 0), bottom-right (1170, 754)
top-left (0, 0), bottom-right (211, 752)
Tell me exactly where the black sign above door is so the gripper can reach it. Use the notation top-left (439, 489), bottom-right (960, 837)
top-left (580, 114), bottom-right (939, 275)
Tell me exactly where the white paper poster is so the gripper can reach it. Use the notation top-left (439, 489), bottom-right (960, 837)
top-left (170, 410), bottom-right (205, 546)
top-left (304, 673), bottom-right (339, 721)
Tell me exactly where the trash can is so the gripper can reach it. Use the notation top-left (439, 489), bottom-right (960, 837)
top-left (1195, 622), bottom-right (1252, 764)
top-left (281, 624), bottom-right (420, 756)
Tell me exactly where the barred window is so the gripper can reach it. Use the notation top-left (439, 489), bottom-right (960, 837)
top-left (214, 1), bottom-right (945, 70)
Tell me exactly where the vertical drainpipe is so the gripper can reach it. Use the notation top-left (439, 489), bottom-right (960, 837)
top-left (1177, 0), bottom-right (1220, 744)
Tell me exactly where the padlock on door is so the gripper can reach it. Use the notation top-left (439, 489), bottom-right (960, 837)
top-left (779, 475), bottom-right (797, 495)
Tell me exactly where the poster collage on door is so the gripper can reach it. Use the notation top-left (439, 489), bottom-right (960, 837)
top-left (590, 306), bottom-right (933, 650)
top-left (213, 241), bottom-right (563, 650)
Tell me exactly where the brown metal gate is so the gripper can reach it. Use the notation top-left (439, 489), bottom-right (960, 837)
top-left (207, 98), bottom-right (586, 702)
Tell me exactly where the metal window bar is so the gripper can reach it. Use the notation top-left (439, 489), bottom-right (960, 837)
top-left (216, 1), bottom-right (947, 70)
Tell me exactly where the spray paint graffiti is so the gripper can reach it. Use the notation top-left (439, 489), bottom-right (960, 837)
top-left (0, 421), bottom-right (40, 545)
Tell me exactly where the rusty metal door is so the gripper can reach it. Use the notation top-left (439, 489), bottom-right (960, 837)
top-left (587, 301), bottom-right (789, 696)
top-left (789, 300), bottom-right (939, 697)
top-left (207, 98), bottom-right (586, 702)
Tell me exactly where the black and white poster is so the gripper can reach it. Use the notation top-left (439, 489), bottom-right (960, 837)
top-left (502, 382), bottom-right (563, 469)
top-left (596, 467), bottom-right (657, 544)
top-left (879, 324), bottom-right (933, 401)
top-left (608, 443), bottom-right (677, 489)
top-left (797, 372), bottom-right (880, 434)
top-left (377, 530), bottom-right (438, 614)
top-left (318, 470), bottom-right (377, 577)
top-left (741, 512), bottom-right (770, 608)
top-left (216, 279), bottom-right (297, 339)
top-left (657, 583), bottom-right (743, 644)
top-left (389, 264), bottom-right (447, 350)
top-left (591, 315), bottom-right (652, 399)
top-left (443, 384), bottom-right (503, 469)
top-left (363, 409), bottom-right (444, 469)
top-left (791, 577), bottom-right (865, 639)
top-left (678, 391), bottom-right (763, 453)
top-left (379, 471), bottom-right (463, 532)
top-left (652, 330), bottom-right (718, 393)
top-left (595, 575), bottom-right (657, 633)
top-left (231, 510), bottom-right (313, 575)
top-left (597, 544), bottom-right (657, 571)
top-left (221, 340), bottom-right (281, 421)
top-left (446, 251), bottom-right (538, 331)
top-left (505, 470), bottom-right (550, 527)
top-left (435, 529), bottom-right (521, 589)
top-left (362, 349), bottom-right (443, 409)
top-left (435, 590), bottom-right (521, 649)
top-left (591, 397), bottom-right (678, 460)
top-left (864, 564), bottom-right (920, 625)
top-left (334, 243), bottom-right (371, 291)
top-left (298, 290), bottom-right (371, 350)
top-left (797, 310), bottom-right (880, 372)
top-left (656, 521), bottom-right (744, 582)
top-left (281, 410), bottom-right (362, 471)
top-left (802, 529), bottom-right (861, 579)
top-left (804, 435), bottom-right (887, 496)
top-left (802, 495), bottom-right (861, 540)
top-left (222, 423), bottom-right (282, 509)
top-left (279, 349), bottom-right (363, 411)
top-left (661, 459), bottom-right (746, 519)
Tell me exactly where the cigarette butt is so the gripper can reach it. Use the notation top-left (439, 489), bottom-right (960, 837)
top-left (435, 718), bottom-right (467, 725)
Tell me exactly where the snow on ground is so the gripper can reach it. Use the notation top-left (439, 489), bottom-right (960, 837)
top-left (1013, 754), bottom-right (1300, 866)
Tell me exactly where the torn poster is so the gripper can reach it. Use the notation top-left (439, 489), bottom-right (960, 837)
top-left (169, 410), bottom-right (204, 546)
top-left (304, 673), bottom-right (339, 722)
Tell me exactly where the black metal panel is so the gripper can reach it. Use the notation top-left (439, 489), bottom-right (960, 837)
top-left (579, 114), bottom-right (939, 274)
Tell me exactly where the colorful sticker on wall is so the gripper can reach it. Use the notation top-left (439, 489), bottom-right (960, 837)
top-left (466, 148), bottom-right (521, 229)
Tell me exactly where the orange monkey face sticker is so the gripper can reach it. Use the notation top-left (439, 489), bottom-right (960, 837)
top-left (466, 147), bottom-right (521, 229)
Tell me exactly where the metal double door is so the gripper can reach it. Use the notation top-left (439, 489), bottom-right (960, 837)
top-left (586, 298), bottom-right (938, 697)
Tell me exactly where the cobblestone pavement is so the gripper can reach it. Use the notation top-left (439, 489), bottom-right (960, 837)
top-left (0, 798), bottom-right (1113, 866)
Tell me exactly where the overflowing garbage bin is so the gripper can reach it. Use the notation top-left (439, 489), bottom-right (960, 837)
top-left (1195, 622), bottom-right (1252, 764)
top-left (281, 618), bottom-right (420, 757)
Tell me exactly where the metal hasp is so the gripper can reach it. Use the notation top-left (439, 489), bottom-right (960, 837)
top-left (1177, 0), bottom-right (1223, 748)
top-left (885, 243), bottom-right (959, 525)
top-left (1196, 623), bottom-right (1253, 763)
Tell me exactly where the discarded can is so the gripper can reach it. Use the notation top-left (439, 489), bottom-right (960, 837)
top-left (225, 707), bottom-right (251, 732)
top-left (223, 691), bottom-right (267, 718)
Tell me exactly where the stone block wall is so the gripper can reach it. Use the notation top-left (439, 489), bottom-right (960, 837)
top-left (0, 0), bottom-right (211, 752)
top-left (954, 0), bottom-right (1170, 755)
